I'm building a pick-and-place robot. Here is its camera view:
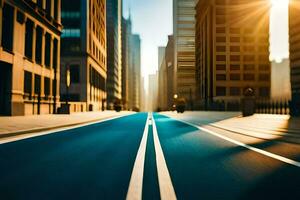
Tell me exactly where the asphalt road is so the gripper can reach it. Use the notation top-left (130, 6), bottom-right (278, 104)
top-left (1, 112), bottom-right (300, 200)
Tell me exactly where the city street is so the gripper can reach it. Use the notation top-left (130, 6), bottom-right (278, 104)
top-left (1, 112), bottom-right (300, 200)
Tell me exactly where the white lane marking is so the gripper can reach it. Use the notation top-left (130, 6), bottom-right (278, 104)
top-left (126, 113), bottom-right (150, 200)
top-left (170, 117), bottom-right (300, 168)
top-left (0, 114), bottom-right (134, 145)
top-left (152, 113), bottom-right (177, 200)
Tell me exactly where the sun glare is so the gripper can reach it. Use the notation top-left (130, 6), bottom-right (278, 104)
top-left (270, 0), bottom-right (290, 7)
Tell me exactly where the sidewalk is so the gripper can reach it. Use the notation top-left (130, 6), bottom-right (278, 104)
top-left (211, 114), bottom-right (300, 144)
top-left (0, 111), bottom-right (134, 139)
top-left (162, 111), bottom-right (300, 144)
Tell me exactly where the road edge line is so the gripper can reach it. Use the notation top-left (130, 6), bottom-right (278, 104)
top-left (167, 116), bottom-right (300, 168)
top-left (126, 113), bottom-right (150, 200)
top-left (152, 113), bottom-right (177, 200)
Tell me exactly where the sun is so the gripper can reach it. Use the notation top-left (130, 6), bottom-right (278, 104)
top-left (270, 0), bottom-right (290, 7)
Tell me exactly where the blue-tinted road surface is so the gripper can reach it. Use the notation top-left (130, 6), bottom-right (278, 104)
top-left (1, 112), bottom-right (300, 200)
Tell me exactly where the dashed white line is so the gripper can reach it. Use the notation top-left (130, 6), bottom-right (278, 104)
top-left (152, 113), bottom-right (177, 200)
top-left (126, 113), bottom-right (150, 200)
top-left (171, 117), bottom-right (300, 168)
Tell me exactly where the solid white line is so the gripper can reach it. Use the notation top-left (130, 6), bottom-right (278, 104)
top-left (0, 114), bottom-right (134, 145)
top-left (171, 117), bottom-right (300, 168)
top-left (152, 113), bottom-right (177, 200)
top-left (126, 113), bottom-right (150, 200)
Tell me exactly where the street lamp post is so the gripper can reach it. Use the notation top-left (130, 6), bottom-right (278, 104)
top-left (65, 66), bottom-right (71, 114)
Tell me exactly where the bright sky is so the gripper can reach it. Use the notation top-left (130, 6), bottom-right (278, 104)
top-left (270, 0), bottom-right (289, 62)
top-left (123, 0), bottom-right (289, 78)
top-left (123, 0), bottom-right (173, 78)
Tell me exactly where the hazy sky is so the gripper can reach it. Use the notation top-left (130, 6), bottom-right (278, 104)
top-left (123, 0), bottom-right (173, 78)
top-left (123, 0), bottom-right (289, 78)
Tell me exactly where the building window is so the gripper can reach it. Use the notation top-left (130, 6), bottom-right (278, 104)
top-left (216, 87), bottom-right (226, 96)
top-left (54, 0), bottom-right (59, 20)
top-left (24, 71), bottom-right (32, 95)
top-left (259, 74), bottom-right (270, 81)
top-left (216, 74), bottom-right (226, 81)
top-left (2, 3), bottom-right (14, 52)
top-left (244, 64), bottom-right (255, 71)
top-left (35, 26), bottom-right (43, 65)
top-left (25, 19), bottom-right (34, 60)
top-left (259, 64), bottom-right (269, 71)
top-left (34, 74), bottom-right (41, 95)
top-left (53, 39), bottom-right (58, 69)
top-left (52, 79), bottom-right (57, 97)
top-left (61, 29), bottom-right (81, 38)
top-left (230, 46), bottom-right (240, 52)
top-left (230, 74), bottom-right (240, 81)
top-left (70, 65), bottom-right (80, 83)
top-left (259, 87), bottom-right (270, 97)
top-left (216, 46), bottom-right (226, 52)
top-left (37, 0), bottom-right (44, 9)
top-left (244, 55), bottom-right (255, 62)
top-left (216, 37), bottom-right (226, 43)
top-left (230, 37), bottom-right (240, 43)
top-left (244, 74), bottom-right (255, 81)
top-left (44, 77), bottom-right (50, 97)
top-left (216, 55), bottom-right (226, 62)
top-left (216, 64), bottom-right (226, 71)
top-left (230, 28), bottom-right (240, 34)
top-left (45, 33), bottom-right (51, 68)
top-left (216, 27), bottom-right (226, 33)
top-left (244, 46), bottom-right (255, 52)
top-left (230, 87), bottom-right (240, 96)
top-left (230, 55), bottom-right (240, 62)
top-left (45, 0), bottom-right (52, 17)
top-left (230, 65), bottom-right (240, 71)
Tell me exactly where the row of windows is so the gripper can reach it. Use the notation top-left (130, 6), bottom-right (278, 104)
top-left (216, 87), bottom-right (270, 97)
top-left (215, 36), bottom-right (268, 43)
top-left (215, 45), bottom-right (268, 53)
top-left (89, 65), bottom-right (106, 91)
top-left (26, 0), bottom-right (59, 21)
top-left (24, 71), bottom-right (54, 97)
top-left (1, 4), bottom-right (58, 69)
top-left (1, 4), bottom-right (14, 52)
top-left (216, 64), bottom-right (270, 71)
top-left (216, 55), bottom-right (269, 62)
top-left (25, 19), bottom-right (58, 68)
top-left (61, 29), bottom-right (81, 38)
top-left (216, 73), bottom-right (270, 81)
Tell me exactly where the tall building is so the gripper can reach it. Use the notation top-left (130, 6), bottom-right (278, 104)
top-left (140, 76), bottom-right (146, 111)
top-left (60, 0), bottom-right (107, 112)
top-left (121, 15), bottom-right (141, 111)
top-left (165, 35), bottom-right (175, 109)
top-left (148, 73), bottom-right (158, 111)
top-left (128, 34), bottom-right (141, 111)
top-left (157, 36), bottom-right (175, 111)
top-left (158, 47), bottom-right (168, 110)
top-left (195, 0), bottom-right (271, 110)
top-left (0, 0), bottom-right (62, 116)
top-left (106, 0), bottom-right (122, 109)
top-left (121, 17), bottom-right (130, 110)
top-left (289, 0), bottom-right (300, 116)
top-left (173, 0), bottom-right (197, 110)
